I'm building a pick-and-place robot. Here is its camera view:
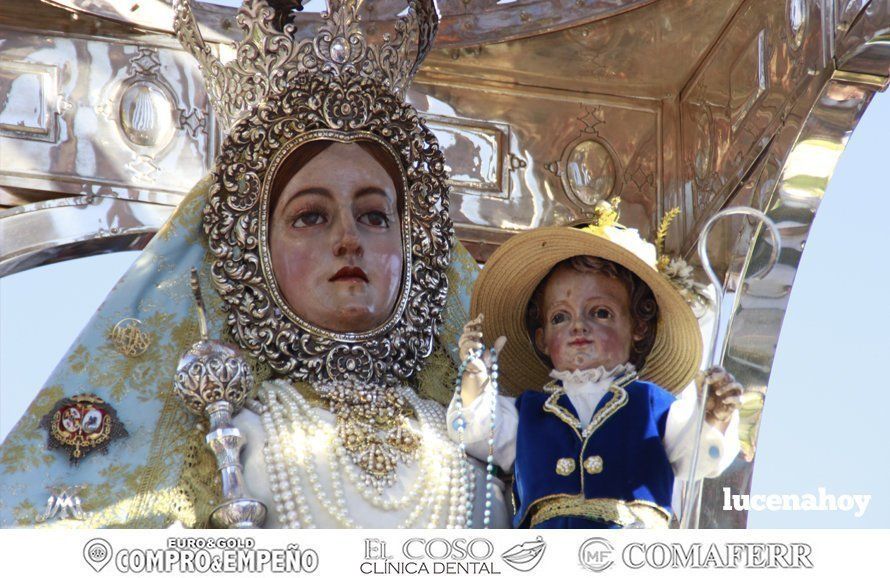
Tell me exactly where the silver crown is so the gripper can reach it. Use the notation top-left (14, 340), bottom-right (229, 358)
top-left (173, 0), bottom-right (440, 132)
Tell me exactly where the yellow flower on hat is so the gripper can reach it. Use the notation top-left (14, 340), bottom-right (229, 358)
top-left (581, 199), bottom-right (659, 270)
top-left (582, 201), bottom-right (709, 312)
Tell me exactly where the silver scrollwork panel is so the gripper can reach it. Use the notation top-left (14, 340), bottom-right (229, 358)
top-left (0, 27), bottom-right (215, 205)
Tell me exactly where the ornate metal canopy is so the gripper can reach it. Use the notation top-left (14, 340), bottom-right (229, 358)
top-left (1, 0), bottom-right (888, 528)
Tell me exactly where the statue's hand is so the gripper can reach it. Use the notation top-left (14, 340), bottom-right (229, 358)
top-left (459, 314), bottom-right (488, 375)
top-left (697, 366), bottom-right (743, 427)
top-left (458, 314), bottom-right (506, 404)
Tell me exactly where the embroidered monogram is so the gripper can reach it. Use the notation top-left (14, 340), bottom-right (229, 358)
top-left (35, 485), bottom-right (87, 523)
top-left (111, 318), bottom-right (152, 358)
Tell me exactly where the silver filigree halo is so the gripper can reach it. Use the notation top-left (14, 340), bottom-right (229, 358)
top-left (181, 0), bottom-right (454, 387)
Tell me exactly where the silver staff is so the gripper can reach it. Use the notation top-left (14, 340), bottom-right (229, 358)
top-left (174, 268), bottom-right (267, 529)
top-left (679, 207), bottom-right (781, 529)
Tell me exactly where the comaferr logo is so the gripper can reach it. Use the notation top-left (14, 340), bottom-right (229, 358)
top-left (621, 542), bottom-right (813, 569)
top-left (578, 539), bottom-right (814, 571)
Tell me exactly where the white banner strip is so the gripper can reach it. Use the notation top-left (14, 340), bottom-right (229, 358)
top-left (2, 529), bottom-right (888, 578)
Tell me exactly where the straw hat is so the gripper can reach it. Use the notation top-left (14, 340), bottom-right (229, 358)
top-left (470, 204), bottom-right (702, 395)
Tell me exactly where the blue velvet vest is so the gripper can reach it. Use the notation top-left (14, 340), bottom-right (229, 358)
top-left (512, 379), bottom-right (675, 528)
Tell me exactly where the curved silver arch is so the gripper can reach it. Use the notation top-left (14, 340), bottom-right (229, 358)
top-left (0, 196), bottom-right (172, 277)
top-left (697, 72), bottom-right (888, 530)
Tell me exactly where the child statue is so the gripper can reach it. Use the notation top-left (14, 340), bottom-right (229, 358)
top-left (448, 202), bottom-right (742, 529)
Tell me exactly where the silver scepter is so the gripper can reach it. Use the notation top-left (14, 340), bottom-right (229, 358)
top-left (679, 207), bottom-right (781, 529)
top-left (173, 268), bottom-right (267, 529)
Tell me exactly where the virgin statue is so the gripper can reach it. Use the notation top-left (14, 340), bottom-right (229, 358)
top-left (0, 0), bottom-right (509, 529)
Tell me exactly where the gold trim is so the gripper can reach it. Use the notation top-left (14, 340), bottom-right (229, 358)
top-left (542, 372), bottom-right (635, 441)
top-left (515, 491), bottom-right (578, 528)
top-left (129, 388), bottom-right (182, 526)
top-left (529, 495), bottom-right (670, 529)
top-left (580, 375), bottom-right (633, 439)
top-left (541, 380), bottom-right (560, 393)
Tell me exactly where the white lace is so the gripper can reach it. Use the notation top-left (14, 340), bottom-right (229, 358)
top-left (549, 363), bottom-right (636, 391)
top-left (548, 363), bottom-right (636, 427)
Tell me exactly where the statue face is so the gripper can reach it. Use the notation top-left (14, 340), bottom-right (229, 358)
top-left (269, 142), bottom-right (404, 333)
top-left (534, 266), bottom-right (642, 372)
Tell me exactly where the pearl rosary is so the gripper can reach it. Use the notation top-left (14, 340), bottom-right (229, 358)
top-left (452, 345), bottom-right (500, 529)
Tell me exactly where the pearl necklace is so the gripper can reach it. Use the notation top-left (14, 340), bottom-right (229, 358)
top-left (258, 379), bottom-right (474, 529)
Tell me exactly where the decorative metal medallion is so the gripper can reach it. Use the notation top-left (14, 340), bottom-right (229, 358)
top-left (110, 318), bottom-right (152, 357)
top-left (561, 137), bottom-right (620, 208)
top-left (118, 80), bottom-right (177, 150)
top-left (35, 484), bottom-right (87, 523)
top-left (40, 394), bottom-right (128, 465)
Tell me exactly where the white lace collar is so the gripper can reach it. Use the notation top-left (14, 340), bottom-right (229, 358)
top-left (549, 363), bottom-right (636, 393)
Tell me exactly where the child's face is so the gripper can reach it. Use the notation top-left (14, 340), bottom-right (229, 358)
top-left (534, 266), bottom-right (642, 373)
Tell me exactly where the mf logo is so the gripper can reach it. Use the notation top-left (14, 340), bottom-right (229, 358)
top-left (578, 538), bottom-right (615, 572)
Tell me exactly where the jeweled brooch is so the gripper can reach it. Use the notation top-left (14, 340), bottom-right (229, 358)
top-left (40, 394), bottom-right (128, 465)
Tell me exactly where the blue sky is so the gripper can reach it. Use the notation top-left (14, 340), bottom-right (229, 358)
top-left (744, 91), bottom-right (890, 528)
top-left (1, 92), bottom-right (888, 529)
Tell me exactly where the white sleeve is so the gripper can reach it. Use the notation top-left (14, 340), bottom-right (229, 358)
top-left (664, 395), bottom-right (741, 481)
top-left (446, 387), bottom-right (519, 474)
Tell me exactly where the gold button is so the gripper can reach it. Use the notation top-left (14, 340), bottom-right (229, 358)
top-left (555, 457), bottom-right (576, 476)
top-left (584, 455), bottom-right (603, 474)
